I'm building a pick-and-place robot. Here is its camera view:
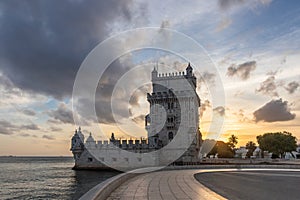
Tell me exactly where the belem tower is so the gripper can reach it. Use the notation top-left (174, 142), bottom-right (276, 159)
top-left (71, 63), bottom-right (202, 170)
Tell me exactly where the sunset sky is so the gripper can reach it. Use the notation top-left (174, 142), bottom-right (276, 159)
top-left (0, 0), bottom-right (299, 156)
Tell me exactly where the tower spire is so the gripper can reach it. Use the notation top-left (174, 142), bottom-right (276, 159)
top-left (152, 64), bottom-right (158, 79)
top-left (186, 62), bottom-right (193, 77)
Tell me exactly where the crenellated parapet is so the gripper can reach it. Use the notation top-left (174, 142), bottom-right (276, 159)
top-left (155, 71), bottom-right (186, 79)
top-left (84, 133), bottom-right (155, 151)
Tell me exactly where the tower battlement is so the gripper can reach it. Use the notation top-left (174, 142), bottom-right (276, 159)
top-left (84, 136), bottom-right (151, 151)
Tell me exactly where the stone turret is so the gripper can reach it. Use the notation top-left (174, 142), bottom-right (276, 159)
top-left (185, 63), bottom-right (197, 89)
top-left (151, 67), bottom-right (158, 80)
top-left (71, 127), bottom-right (84, 160)
top-left (186, 62), bottom-right (193, 77)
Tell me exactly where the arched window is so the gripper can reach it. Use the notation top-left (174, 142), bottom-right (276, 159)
top-left (168, 132), bottom-right (173, 140)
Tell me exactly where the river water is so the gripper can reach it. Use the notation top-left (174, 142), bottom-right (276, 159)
top-left (0, 156), bottom-right (120, 199)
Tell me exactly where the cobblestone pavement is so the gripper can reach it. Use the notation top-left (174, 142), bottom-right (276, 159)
top-left (107, 170), bottom-right (226, 200)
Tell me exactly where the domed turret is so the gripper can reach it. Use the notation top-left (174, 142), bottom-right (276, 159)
top-left (86, 132), bottom-right (95, 143)
top-left (86, 132), bottom-right (96, 148)
top-left (71, 127), bottom-right (85, 160)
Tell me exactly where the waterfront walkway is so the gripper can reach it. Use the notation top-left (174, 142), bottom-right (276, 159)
top-left (106, 169), bottom-right (225, 200)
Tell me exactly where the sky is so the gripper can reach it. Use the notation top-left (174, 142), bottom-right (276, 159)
top-left (0, 0), bottom-right (299, 156)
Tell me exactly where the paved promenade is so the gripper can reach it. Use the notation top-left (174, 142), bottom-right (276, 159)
top-left (107, 170), bottom-right (226, 200)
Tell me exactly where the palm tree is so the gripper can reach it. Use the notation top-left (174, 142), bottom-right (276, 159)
top-left (228, 134), bottom-right (238, 150)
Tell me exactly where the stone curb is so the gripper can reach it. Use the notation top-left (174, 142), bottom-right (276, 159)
top-left (164, 164), bottom-right (300, 170)
top-left (79, 172), bottom-right (136, 200)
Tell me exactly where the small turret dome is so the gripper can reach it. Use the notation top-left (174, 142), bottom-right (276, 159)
top-left (86, 132), bottom-right (95, 143)
top-left (76, 127), bottom-right (84, 142)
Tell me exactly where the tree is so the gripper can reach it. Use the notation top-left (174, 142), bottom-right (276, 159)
top-left (257, 131), bottom-right (297, 158)
top-left (245, 141), bottom-right (256, 158)
top-left (208, 141), bottom-right (234, 158)
top-left (227, 134), bottom-right (238, 150)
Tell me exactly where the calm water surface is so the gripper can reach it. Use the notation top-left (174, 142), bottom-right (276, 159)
top-left (0, 157), bottom-right (120, 199)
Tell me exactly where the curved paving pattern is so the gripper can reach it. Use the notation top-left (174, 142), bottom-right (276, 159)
top-left (106, 170), bottom-right (226, 200)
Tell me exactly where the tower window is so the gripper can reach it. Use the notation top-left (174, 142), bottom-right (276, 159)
top-left (168, 132), bottom-right (174, 140)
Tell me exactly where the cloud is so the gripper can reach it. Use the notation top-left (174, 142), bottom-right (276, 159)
top-left (50, 126), bottom-right (63, 132)
top-left (0, 120), bottom-right (20, 135)
top-left (20, 124), bottom-right (40, 130)
top-left (0, 73), bottom-right (15, 91)
top-left (75, 76), bottom-right (125, 124)
top-left (22, 109), bottom-right (36, 116)
top-left (0, 127), bottom-right (14, 135)
top-left (74, 58), bottom-right (152, 125)
top-left (132, 114), bottom-right (145, 124)
top-left (47, 119), bottom-right (61, 124)
top-left (216, 18), bottom-right (232, 32)
top-left (200, 71), bottom-right (216, 86)
top-left (158, 20), bottom-right (172, 47)
top-left (259, 0), bottom-right (273, 5)
top-left (19, 133), bottom-right (31, 137)
top-left (19, 133), bottom-right (37, 138)
top-left (256, 75), bottom-right (278, 97)
top-left (234, 109), bottom-right (251, 123)
top-left (213, 106), bottom-right (225, 116)
top-left (42, 135), bottom-right (55, 140)
top-left (129, 92), bottom-right (140, 107)
top-left (129, 84), bottom-right (151, 109)
top-left (76, 97), bottom-right (114, 124)
top-left (266, 70), bottom-right (278, 76)
top-left (47, 103), bottom-right (74, 124)
top-left (0, 0), bottom-right (136, 99)
top-left (285, 81), bottom-right (299, 94)
top-left (200, 100), bottom-right (211, 118)
top-left (0, 119), bottom-right (39, 135)
top-left (227, 61), bottom-right (256, 80)
top-left (253, 99), bottom-right (296, 123)
top-left (218, 0), bottom-right (245, 10)
top-left (218, 0), bottom-right (272, 10)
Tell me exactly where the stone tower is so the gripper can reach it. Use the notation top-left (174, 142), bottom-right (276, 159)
top-left (145, 63), bottom-right (202, 162)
